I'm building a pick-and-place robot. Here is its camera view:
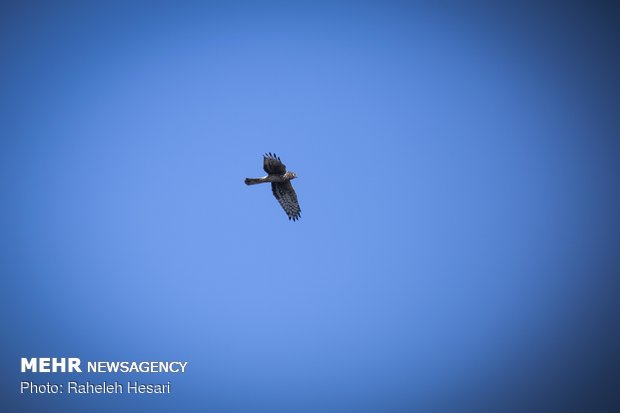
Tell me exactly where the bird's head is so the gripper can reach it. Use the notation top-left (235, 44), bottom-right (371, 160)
top-left (284, 171), bottom-right (298, 180)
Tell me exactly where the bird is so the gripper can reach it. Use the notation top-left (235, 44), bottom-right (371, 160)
top-left (245, 153), bottom-right (301, 221)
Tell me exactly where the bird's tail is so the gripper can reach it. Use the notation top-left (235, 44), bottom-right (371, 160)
top-left (245, 178), bottom-right (264, 185)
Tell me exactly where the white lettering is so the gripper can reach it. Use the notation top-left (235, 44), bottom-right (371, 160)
top-left (21, 358), bottom-right (37, 373)
top-left (21, 357), bottom-right (82, 373)
top-left (68, 357), bottom-right (82, 372)
top-left (39, 358), bottom-right (51, 372)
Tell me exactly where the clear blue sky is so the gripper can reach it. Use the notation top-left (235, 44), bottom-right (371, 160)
top-left (1, 2), bottom-right (619, 412)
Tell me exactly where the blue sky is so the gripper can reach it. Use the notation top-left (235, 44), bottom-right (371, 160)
top-left (1, 2), bottom-right (619, 412)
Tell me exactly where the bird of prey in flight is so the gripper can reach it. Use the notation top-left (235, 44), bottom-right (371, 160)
top-left (245, 153), bottom-right (301, 221)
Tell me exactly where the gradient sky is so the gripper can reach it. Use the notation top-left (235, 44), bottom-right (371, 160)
top-left (1, 2), bottom-right (619, 413)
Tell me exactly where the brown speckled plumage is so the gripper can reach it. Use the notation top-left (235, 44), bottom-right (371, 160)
top-left (245, 153), bottom-right (301, 221)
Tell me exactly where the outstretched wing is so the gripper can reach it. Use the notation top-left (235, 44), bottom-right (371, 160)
top-left (272, 181), bottom-right (301, 221)
top-left (263, 152), bottom-right (286, 175)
